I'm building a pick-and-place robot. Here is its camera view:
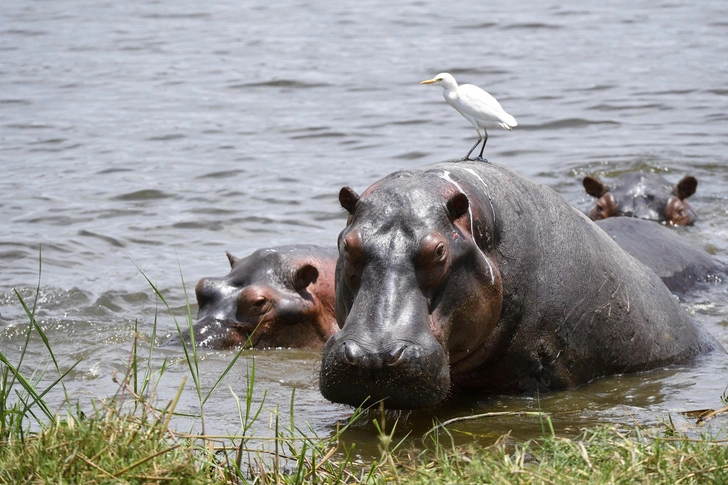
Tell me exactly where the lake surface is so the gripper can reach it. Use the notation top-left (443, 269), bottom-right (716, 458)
top-left (2, 0), bottom-right (728, 460)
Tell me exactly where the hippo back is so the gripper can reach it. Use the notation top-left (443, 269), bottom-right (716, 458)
top-left (595, 218), bottom-right (727, 295)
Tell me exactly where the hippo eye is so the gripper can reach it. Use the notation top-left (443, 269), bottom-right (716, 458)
top-left (252, 297), bottom-right (267, 308)
top-left (436, 243), bottom-right (445, 258)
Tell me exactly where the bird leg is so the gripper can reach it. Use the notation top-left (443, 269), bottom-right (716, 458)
top-left (476, 129), bottom-right (490, 163)
top-left (463, 134), bottom-right (483, 161)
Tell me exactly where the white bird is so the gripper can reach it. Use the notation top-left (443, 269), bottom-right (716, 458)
top-left (420, 72), bottom-right (517, 162)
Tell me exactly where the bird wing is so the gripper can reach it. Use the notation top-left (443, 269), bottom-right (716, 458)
top-left (455, 84), bottom-right (516, 127)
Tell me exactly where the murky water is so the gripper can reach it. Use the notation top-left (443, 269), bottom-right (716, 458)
top-left (2, 0), bottom-right (728, 460)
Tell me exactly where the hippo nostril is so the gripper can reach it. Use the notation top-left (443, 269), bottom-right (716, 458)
top-left (385, 343), bottom-right (408, 367)
top-left (343, 341), bottom-right (364, 365)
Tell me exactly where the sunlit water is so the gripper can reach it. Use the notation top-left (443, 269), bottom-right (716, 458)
top-left (2, 0), bottom-right (728, 460)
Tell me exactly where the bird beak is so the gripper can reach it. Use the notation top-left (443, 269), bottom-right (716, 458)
top-left (420, 78), bottom-right (437, 84)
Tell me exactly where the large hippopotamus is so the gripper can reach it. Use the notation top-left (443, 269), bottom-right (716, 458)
top-left (180, 245), bottom-right (338, 349)
top-left (595, 218), bottom-right (727, 295)
top-left (320, 161), bottom-right (721, 409)
top-left (583, 172), bottom-right (698, 226)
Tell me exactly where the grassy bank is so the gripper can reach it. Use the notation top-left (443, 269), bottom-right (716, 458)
top-left (2, 273), bottom-right (728, 484)
top-left (391, 425), bottom-right (728, 484)
top-left (2, 401), bottom-right (728, 484)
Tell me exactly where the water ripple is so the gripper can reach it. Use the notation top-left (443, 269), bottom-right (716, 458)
top-left (290, 131), bottom-right (346, 139)
top-left (526, 118), bottom-right (621, 130)
top-left (112, 190), bottom-right (173, 201)
top-left (458, 22), bottom-right (499, 30)
top-left (0, 99), bottom-right (32, 106)
top-left (78, 230), bottom-right (125, 248)
top-left (228, 80), bottom-right (330, 89)
top-left (146, 133), bottom-right (186, 141)
top-left (587, 103), bottom-right (671, 111)
top-left (138, 12), bottom-right (211, 20)
top-left (500, 22), bottom-right (563, 30)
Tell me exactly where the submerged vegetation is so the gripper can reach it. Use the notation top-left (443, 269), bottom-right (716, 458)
top-left (2, 266), bottom-right (728, 484)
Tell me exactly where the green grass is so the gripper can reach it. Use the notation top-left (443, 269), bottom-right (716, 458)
top-left (383, 424), bottom-right (728, 485)
top-left (0, 406), bottom-right (217, 484)
top-left (2, 256), bottom-right (728, 484)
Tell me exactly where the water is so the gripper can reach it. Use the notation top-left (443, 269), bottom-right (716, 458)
top-left (2, 0), bottom-right (728, 459)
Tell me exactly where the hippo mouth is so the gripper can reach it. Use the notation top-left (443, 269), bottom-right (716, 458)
top-left (188, 317), bottom-right (265, 349)
top-left (221, 319), bottom-right (267, 347)
top-left (319, 336), bottom-right (451, 409)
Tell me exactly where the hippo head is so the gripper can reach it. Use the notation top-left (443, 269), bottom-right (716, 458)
top-left (189, 247), bottom-right (338, 349)
top-left (319, 170), bottom-right (503, 409)
top-left (583, 172), bottom-right (697, 226)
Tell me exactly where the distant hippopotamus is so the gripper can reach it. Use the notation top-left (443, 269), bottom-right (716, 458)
top-left (583, 172), bottom-right (698, 226)
top-left (179, 245), bottom-right (338, 350)
top-left (320, 161), bottom-right (721, 409)
top-left (595, 218), bottom-right (727, 295)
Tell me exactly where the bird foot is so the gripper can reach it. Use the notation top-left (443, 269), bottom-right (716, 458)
top-left (475, 156), bottom-right (490, 164)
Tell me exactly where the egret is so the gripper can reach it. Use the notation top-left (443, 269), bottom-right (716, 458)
top-left (420, 72), bottom-right (517, 161)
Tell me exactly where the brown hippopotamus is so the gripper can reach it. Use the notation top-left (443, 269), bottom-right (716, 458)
top-left (583, 172), bottom-right (698, 226)
top-left (320, 161), bottom-right (721, 409)
top-left (178, 245), bottom-right (338, 349)
top-left (595, 218), bottom-right (727, 295)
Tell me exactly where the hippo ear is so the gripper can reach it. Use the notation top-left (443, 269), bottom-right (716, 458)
top-left (674, 176), bottom-right (697, 200)
top-left (583, 175), bottom-right (607, 198)
top-left (293, 264), bottom-right (319, 291)
top-left (226, 251), bottom-right (240, 268)
top-left (446, 192), bottom-right (470, 221)
top-left (339, 186), bottom-right (360, 215)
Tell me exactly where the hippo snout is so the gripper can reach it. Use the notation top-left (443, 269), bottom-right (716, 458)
top-left (342, 341), bottom-right (409, 368)
top-left (174, 317), bottom-right (249, 349)
top-left (320, 334), bottom-right (451, 409)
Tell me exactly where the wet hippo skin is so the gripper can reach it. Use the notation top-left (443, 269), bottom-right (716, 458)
top-left (595, 217), bottom-right (726, 295)
top-left (320, 161), bottom-right (722, 409)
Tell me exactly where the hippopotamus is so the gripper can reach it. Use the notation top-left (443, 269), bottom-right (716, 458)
top-left (179, 245), bottom-right (338, 349)
top-left (320, 161), bottom-right (721, 409)
top-left (595, 218), bottom-right (727, 295)
top-left (583, 172), bottom-right (698, 226)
